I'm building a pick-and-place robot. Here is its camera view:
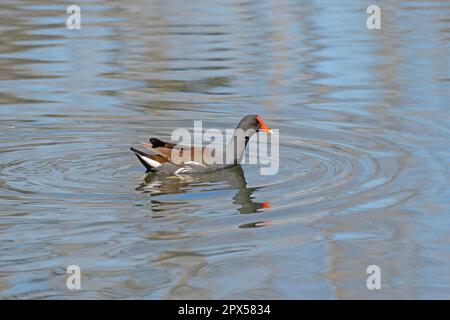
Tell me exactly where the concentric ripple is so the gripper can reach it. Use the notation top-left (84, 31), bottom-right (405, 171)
top-left (1, 119), bottom-right (408, 219)
top-left (2, 0), bottom-right (448, 299)
top-left (239, 121), bottom-right (409, 218)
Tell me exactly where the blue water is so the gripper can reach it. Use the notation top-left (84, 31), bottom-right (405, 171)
top-left (0, 0), bottom-right (449, 299)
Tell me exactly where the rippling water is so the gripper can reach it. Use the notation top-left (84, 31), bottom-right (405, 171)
top-left (0, 0), bottom-right (449, 299)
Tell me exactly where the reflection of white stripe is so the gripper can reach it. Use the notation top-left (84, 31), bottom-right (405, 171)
top-left (175, 167), bottom-right (191, 174)
top-left (141, 155), bottom-right (161, 168)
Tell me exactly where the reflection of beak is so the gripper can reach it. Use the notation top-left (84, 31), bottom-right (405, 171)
top-left (257, 116), bottom-right (272, 134)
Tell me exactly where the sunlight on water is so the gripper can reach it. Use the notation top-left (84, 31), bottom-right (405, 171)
top-left (0, 0), bottom-right (449, 299)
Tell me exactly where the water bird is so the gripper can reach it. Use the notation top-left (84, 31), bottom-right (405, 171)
top-left (130, 115), bottom-right (272, 174)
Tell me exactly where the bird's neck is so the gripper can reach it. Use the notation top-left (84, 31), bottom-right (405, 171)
top-left (226, 130), bottom-right (251, 164)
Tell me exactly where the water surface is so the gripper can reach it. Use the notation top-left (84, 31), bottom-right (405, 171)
top-left (0, 0), bottom-right (449, 299)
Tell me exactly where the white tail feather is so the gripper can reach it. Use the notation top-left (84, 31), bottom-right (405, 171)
top-left (140, 155), bottom-right (162, 168)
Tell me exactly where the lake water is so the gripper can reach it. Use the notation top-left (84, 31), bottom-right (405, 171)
top-left (0, 0), bottom-right (449, 299)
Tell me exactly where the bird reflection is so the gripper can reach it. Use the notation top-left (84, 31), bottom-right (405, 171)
top-left (135, 166), bottom-right (268, 214)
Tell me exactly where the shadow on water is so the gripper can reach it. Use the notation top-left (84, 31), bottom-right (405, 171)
top-left (135, 165), bottom-right (269, 215)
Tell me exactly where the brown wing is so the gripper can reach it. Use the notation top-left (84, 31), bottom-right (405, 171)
top-left (149, 154), bottom-right (170, 163)
top-left (130, 147), bottom-right (170, 172)
top-left (139, 139), bottom-right (175, 161)
top-left (139, 138), bottom-right (208, 164)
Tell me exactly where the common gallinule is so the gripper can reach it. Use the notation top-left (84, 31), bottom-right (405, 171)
top-left (130, 115), bottom-right (272, 174)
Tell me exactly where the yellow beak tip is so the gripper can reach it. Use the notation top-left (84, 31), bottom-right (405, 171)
top-left (267, 129), bottom-right (273, 134)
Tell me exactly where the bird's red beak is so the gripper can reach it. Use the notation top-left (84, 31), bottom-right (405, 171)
top-left (257, 116), bottom-right (272, 133)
